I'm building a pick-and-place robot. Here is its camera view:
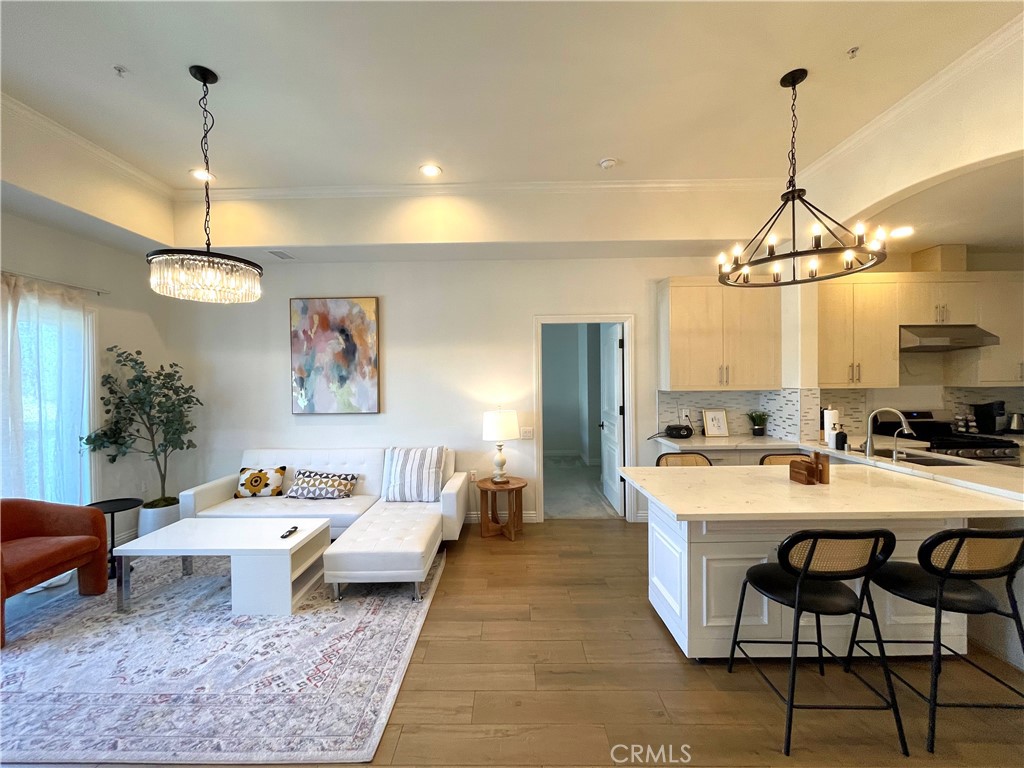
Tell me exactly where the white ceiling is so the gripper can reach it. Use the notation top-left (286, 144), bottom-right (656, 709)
top-left (2, 1), bottom-right (1019, 192)
top-left (877, 156), bottom-right (1024, 257)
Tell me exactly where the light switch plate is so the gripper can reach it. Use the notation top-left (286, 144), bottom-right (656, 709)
top-left (520, 427), bottom-right (534, 439)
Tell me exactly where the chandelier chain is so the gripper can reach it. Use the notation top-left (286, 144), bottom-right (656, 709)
top-left (786, 84), bottom-right (798, 191)
top-left (198, 81), bottom-right (215, 252)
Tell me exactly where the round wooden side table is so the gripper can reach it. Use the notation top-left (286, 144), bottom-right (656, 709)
top-left (476, 476), bottom-right (526, 541)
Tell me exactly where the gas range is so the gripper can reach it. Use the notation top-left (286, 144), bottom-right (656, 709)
top-left (872, 410), bottom-right (1021, 465)
top-left (928, 434), bottom-right (1021, 463)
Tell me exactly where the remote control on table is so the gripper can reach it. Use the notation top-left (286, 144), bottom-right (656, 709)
top-left (281, 526), bottom-right (298, 539)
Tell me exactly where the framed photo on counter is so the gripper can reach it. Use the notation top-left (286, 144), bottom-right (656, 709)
top-left (702, 408), bottom-right (729, 437)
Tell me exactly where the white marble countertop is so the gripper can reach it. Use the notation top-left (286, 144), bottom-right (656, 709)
top-left (803, 435), bottom-right (1024, 501)
top-left (654, 435), bottom-right (800, 452)
top-left (620, 464), bottom-right (1024, 522)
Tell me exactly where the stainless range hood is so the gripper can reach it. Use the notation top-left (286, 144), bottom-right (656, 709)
top-left (899, 325), bottom-right (999, 353)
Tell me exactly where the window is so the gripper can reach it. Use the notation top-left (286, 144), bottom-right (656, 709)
top-left (2, 274), bottom-right (94, 504)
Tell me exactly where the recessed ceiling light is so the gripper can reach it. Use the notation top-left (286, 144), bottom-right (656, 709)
top-left (890, 226), bottom-right (914, 238)
top-left (419, 164), bottom-right (443, 178)
top-left (189, 168), bottom-right (216, 182)
top-left (598, 157), bottom-right (619, 170)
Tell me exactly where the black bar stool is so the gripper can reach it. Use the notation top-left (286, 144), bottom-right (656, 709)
top-left (847, 528), bottom-right (1024, 753)
top-left (727, 528), bottom-right (908, 757)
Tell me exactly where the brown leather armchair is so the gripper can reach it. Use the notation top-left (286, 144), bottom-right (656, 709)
top-left (1, 498), bottom-right (108, 647)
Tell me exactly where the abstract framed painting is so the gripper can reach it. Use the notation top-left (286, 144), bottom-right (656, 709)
top-left (290, 297), bottom-right (380, 414)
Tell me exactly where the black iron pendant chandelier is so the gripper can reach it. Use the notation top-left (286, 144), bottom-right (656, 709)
top-left (147, 66), bottom-right (263, 303)
top-left (718, 69), bottom-right (887, 287)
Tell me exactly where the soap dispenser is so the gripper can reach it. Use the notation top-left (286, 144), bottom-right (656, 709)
top-left (835, 425), bottom-right (848, 451)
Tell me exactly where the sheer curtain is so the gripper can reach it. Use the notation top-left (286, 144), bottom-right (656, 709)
top-left (1, 273), bottom-right (91, 504)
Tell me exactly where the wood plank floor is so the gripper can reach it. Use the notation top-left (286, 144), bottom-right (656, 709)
top-left (15, 519), bottom-right (1021, 768)
top-left (378, 519), bottom-right (1024, 767)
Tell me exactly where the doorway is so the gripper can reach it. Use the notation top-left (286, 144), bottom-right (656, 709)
top-left (535, 316), bottom-right (635, 521)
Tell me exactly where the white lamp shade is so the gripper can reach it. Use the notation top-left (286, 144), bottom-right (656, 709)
top-left (482, 409), bottom-right (520, 442)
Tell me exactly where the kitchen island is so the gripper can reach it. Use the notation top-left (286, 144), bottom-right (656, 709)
top-left (621, 463), bottom-right (1023, 659)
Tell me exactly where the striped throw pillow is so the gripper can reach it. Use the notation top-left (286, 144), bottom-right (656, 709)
top-left (382, 446), bottom-right (444, 502)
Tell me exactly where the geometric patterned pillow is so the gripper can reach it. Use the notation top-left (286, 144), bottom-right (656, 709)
top-left (285, 469), bottom-right (358, 500)
top-left (234, 466), bottom-right (287, 498)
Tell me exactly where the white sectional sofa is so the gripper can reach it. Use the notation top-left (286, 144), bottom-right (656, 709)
top-left (179, 447), bottom-right (467, 601)
top-left (179, 447), bottom-right (467, 541)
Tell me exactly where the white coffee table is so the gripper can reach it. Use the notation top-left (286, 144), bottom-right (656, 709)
top-left (112, 517), bottom-right (331, 615)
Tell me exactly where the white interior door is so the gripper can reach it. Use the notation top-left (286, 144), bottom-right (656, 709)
top-left (599, 323), bottom-right (623, 514)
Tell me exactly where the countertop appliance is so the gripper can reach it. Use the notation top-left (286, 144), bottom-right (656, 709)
top-left (872, 410), bottom-right (1020, 465)
top-left (1009, 413), bottom-right (1024, 434)
top-left (970, 401), bottom-right (1008, 435)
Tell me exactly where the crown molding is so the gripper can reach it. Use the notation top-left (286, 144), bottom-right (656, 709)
top-left (1, 94), bottom-right (174, 200)
top-left (173, 177), bottom-right (779, 203)
top-left (803, 13), bottom-right (1022, 182)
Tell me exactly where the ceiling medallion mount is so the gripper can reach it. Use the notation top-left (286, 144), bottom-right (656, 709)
top-left (717, 68), bottom-right (888, 288)
top-left (146, 65), bottom-right (263, 304)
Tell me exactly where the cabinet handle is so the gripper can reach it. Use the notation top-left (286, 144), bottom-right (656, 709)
top-left (934, 304), bottom-right (939, 323)
top-left (725, 365), bottom-right (730, 385)
top-left (856, 362), bottom-right (862, 383)
top-left (848, 363), bottom-right (854, 383)
top-left (718, 365), bottom-right (723, 385)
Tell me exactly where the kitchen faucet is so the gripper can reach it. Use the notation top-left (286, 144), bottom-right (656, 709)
top-left (862, 408), bottom-right (916, 459)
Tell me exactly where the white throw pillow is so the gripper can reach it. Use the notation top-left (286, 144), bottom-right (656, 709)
top-left (382, 446), bottom-right (444, 502)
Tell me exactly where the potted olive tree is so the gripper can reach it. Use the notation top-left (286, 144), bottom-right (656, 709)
top-left (746, 410), bottom-right (770, 437)
top-left (82, 346), bottom-right (202, 534)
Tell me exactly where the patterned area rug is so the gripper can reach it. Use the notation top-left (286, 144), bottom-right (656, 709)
top-left (0, 551), bottom-right (444, 763)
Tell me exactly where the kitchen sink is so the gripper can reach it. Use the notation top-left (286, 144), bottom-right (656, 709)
top-left (865, 449), bottom-right (966, 467)
top-left (900, 456), bottom-right (967, 467)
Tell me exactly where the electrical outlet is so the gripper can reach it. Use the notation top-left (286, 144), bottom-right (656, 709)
top-left (468, 470), bottom-right (477, 482)
top-left (520, 426), bottom-right (534, 439)
top-left (679, 408), bottom-right (690, 421)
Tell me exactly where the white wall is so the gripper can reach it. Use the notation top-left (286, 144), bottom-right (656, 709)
top-left (541, 324), bottom-right (582, 457)
top-left (161, 253), bottom-right (707, 512)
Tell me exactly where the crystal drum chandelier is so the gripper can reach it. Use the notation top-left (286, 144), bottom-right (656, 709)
top-left (717, 69), bottom-right (887, 288)
top-left (147, 66), bottom-right (263, 303)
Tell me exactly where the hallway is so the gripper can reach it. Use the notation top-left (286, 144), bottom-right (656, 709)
top-left (543, 456), bottom-right (619, 519)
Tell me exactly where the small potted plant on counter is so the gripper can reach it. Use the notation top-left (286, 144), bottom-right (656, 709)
top-left (746, 410), bottom-right (770, 437)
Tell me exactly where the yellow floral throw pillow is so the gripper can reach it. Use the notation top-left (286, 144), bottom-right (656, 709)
top-left (234, 466), bottom-right (287, 498)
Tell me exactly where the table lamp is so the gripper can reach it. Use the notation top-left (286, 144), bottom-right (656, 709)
top-left (482, 408), bottom-right (519, 484)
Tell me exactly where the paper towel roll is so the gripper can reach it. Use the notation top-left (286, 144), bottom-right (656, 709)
top-left (823, 409), bottom-right (840, 445)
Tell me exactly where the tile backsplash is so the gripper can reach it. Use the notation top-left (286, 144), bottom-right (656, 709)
top-left (658, 385), bottom-right (1023, 445)
top-left (657, 389), bottom-right (806, 441)
top-left (820, 389), bottom-right (868, 436)
top-left (658, 391), bottom-right (761, 436)
top-left (945, 387), bottom-right (1024, 417)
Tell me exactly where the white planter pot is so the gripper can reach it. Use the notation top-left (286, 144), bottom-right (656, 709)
top-left (138, 502), bottom-right (180, 537)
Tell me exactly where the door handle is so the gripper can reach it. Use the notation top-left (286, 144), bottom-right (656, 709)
top-left (849, 363), bottom-right (854, 383)
top-left (598, 420), bottom-right (605, 431)
top-left (856, 362), bottom-right (862, 383)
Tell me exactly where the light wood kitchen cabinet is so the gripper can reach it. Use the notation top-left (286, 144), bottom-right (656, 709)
top-left (898, 282), bottom-right (978, 325)
top-left (818, 282), bottom-right (899, 388)
top-left (978, 282), bottom-right (1024, 384)
top-left (659, 281), bottom-right (780, 390)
